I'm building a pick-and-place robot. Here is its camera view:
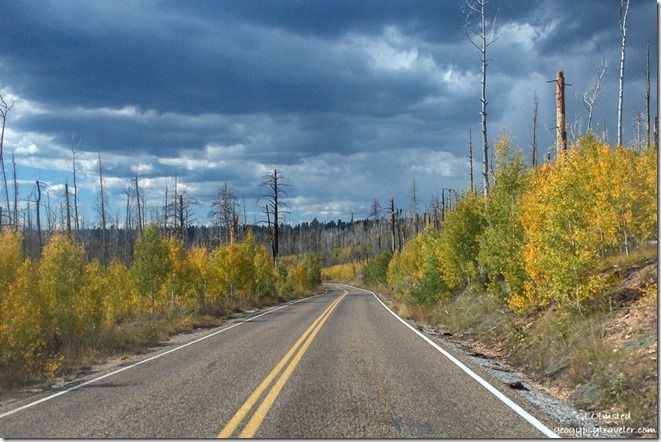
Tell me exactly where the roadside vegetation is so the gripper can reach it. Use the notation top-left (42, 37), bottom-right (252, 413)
top-left (0, 226), bottom-right (323, 391)
top-left (324, 135), bottom-right (657, 429)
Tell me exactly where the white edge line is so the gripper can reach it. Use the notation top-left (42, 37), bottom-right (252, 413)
top-left (361, 287), bottom-right (560, 439)
top-left (0, 289), bottom-right (329, 421)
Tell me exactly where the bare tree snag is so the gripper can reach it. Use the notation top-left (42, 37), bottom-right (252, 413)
top-left (12, 153), bottom-right (18, 230)
top-left (134, 175), bottom-right (143, 235)
top-left (65, 183), bottom-right (72, 236)
top-left (98, 152), bottom-right (108, 263)
top-left (464, 0), bottom-right (498, 197)
top-left (646, 41), bottom-right (650, 147)
top-left (35, 181), bottom-right (43, 254)
top-left (583, 58), bottom-right (609, 134)
top-left (468, 126), bottom-right (474, 191)
top-left (389, 198), bottom-right (396, 254)
top-left (617, 0), bottom-right (630, 146)
top-left (0, 95), bottom-right (14, 222)
top-left (260, 169), bottom-right (288, 265)
top-left (555, 69), bottom-right (567, 154)
top-left (531, 93), bottom-right (538, 167)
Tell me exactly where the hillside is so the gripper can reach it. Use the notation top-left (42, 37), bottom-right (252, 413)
top-left (364, 248), bottom-right (657, 433)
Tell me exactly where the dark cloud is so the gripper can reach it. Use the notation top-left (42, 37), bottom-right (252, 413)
top-left (0, 0), bottom-right (656, 223)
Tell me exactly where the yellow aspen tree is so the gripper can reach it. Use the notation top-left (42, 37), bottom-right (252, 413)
top-left (79, 260), bottom-right (106, 346)
top-left (478, 135), bottom-right (529, 303)
top-left (105, 260), bottom-right (137, 324)
top-left (130, 224), bottom-right (172, 319)
top-left (436, 191), bottom-right (486, 291)
top-left (39, 234), bottom-right (86, 351)
top-left (188, 246), bottom-right (210, 312)
top-left (0, 231), bottom-right (48, 379)
top-left (164, 237), bottom-right (195, 314)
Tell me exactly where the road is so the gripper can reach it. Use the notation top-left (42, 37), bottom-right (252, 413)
top-left (0, 284), bottom-right (559, 438)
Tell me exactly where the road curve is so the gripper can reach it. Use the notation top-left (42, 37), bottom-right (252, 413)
top-left (0, 284), bottom-right (559, 438)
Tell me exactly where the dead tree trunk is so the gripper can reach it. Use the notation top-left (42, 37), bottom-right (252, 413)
top-left (65, 183), bottom-right (72, 236)
top-left (389, 198), bottom-right (396, 254)
top-left (617, 0), bottom-right (630, 146)
top-left (0, 96), bottom-right (14, 223)
top-left (36, 181), bottom-right (43, 255)
top-left (555, 69), bottom-right (567, 154)
top-left (468, 126), bottom-right (474, 191)
top-left (464, 0), bottom-right (498, 197)
top-left (531, 92), bottom-right (538, 167)
top-left (12, 153), bottom-right (18, 230)
top-left (98, 152), bottom-right (108, 263)
top-left (135, 175), bottom-right (143, 235)
top-left (646, 41), bottom-right (650, 147)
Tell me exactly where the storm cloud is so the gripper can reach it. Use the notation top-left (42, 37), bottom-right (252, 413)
top-left (0, 0), bottom-right (656, 224)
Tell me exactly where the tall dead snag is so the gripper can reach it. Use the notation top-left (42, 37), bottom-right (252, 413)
top-left (260, 169), bottom-right (288, 266)
top-left (0, 95), bottom-right (14, 225)
top-left (464, 0), bottom-right (499, 197)
top-left (468, 126), bottom-right (474, 191)
top-left (531, 92), bottom-right (538, 167)
top-left (555, 69), bottom-right (567, 154)
top-left (35, 180), bottom-right (44, 255)
top-left (134, 174), bottom-right (143, 235)
top-left (210, 182), bottom-right (236, 245)
top-left (65, 183), bottom-right (72, 236)
top-left (617, 0), bottom-right (630, 146)
top-left (389, 198), bottom-right (396, 254)
top-left (583, 58), bottom-right (609, 134)
top-left (70, 143), bottom-right (81, 237)
top-left (97, 152), bottom-right (108, 264)
top-left (645, 41), bottom-right (650, 147)
top-left (12, 153), bottom-right (18, 229)
top-left (410, 180), bottom-right (419, 236)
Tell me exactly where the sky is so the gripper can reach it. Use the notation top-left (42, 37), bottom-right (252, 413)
top-left (0, 0), bottom-right (657, 227)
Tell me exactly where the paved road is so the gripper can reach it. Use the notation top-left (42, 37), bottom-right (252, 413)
top-left (0, 284), bottom-right (559, 438)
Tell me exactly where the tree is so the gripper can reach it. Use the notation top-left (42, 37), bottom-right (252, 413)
top-left (464, 0), bottom-right (499, 197)
top-left (0, 95), bottom-right (14, 226)
top-left (410, 180), bottom-right (419, 235)
top-left (0, 230), bottom-right (50, 379)
top-left (12, 153), bottom-right (18, 229)
top-left (582, 58), bottom-right (609, 134)
top-left (478, 135), bottom-right (528, 302)
top-left (259, 169), bottom-right (288, 265)
top-left (39, 234), bottom-right (86, 349)
top-left (131, 223), bottom-right (172, 318)
top-left (96, 152), bottom-right (108, 264)
top-left (210, 182), bottom-right (237, 245)
top-left (468, 126), bottom-right (475, 190)
top-left (645, 42), bottom-right (650, 147)
top-left (70, 140), bottom-right (81, 237)
top-left (436, 191), bottom-right (486, 290)
top-left (531, 93), bottom-right (538, 167)
top-left (369, 198), bottom-right (382, 222)
top-left (616, 0), bottom-right (630, 146)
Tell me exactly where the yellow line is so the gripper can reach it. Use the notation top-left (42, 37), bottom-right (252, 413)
top-left (238, 292), bottom-right (346, 438)
top-left (217, 289), bottom-right (347, 438)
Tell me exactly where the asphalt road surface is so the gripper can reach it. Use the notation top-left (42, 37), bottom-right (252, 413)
top-left (0, 284), bottom-right (560, 438)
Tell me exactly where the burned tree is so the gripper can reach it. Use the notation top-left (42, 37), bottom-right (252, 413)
top-left (210, 182), bottom-right (237, 245)
top-left (464, 0), bottom-right (499, 197)
top-left (616, 0), bottom-right (630, 146)
top-left (260, 169), bottom-right (288, 265)
top-left (582, 58), bottom-right (609, 134)
top-left (0, 95), bottom-right (14, 225)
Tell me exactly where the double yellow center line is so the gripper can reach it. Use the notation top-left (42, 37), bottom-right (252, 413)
top-left (217, 288), bottom-right (348, 438)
